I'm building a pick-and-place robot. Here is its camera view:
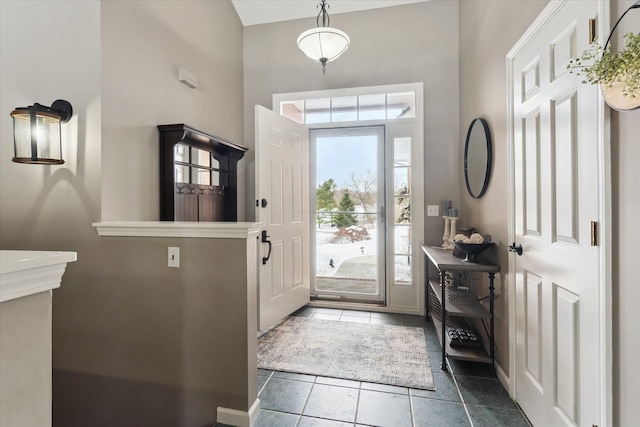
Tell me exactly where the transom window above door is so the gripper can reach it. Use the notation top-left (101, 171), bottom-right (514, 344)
top-left (280, 91), bottom-right (416, 124)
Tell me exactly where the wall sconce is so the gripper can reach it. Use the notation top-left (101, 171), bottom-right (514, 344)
top-left (11, 99), bottom-right (73, 165)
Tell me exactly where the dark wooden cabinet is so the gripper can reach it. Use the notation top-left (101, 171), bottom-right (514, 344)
top-left (158, 124), bottom-right (247, 221)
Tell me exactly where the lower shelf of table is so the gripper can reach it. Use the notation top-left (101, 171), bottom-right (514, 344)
top-left (431, 314), bottom-right (492, 364)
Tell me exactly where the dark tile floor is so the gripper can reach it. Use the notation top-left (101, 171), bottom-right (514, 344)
top-left (218, 307), bottom-right (531, 427)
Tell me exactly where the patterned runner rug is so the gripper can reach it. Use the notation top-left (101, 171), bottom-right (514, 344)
top-left (257, 316), bottom-right (434, 390)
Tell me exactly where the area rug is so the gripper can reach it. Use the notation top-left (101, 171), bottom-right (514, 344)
top-left (257, 316), bottom-right (434, 390)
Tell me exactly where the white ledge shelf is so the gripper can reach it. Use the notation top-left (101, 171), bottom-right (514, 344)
top-left (93, 221), bottom-right (263, 239)
top-left (0, 250), bottom-right (77, 303)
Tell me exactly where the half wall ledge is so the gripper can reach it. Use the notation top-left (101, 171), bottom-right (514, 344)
top-left (92, 221), bottom-right (263, 239)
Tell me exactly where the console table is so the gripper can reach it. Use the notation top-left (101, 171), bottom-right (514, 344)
top-left (421, 245), bottom-right (499, 373)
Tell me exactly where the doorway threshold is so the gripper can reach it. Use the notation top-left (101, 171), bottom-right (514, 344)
top-left (309, 298), bottom-right (387, 313)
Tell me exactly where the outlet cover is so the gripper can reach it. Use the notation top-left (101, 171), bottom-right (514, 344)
top-left (427, 205), bottom-right (439, 216)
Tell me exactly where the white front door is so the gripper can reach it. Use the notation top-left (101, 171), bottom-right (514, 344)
top-left (255, 105), bottom-right (310, 331)
top-left (509, 1), bottom-right (605, 426)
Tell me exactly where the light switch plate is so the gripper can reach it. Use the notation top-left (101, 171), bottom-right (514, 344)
top-left (427, 205), bottom-right (439, 216)
top-left (168, 247), bottom-right (180, 268)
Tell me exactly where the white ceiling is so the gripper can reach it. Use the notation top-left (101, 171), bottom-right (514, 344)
top-left (231, 0), bottom-right (430, 27)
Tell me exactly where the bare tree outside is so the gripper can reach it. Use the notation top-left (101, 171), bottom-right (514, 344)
top-left (347, 171), bottom-right (377, 224)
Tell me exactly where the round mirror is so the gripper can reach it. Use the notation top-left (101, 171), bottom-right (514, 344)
top-left (464, 118), bottom-right (492, 198)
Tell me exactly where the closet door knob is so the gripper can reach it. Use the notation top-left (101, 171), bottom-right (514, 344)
top-left (508, 242), bottom-right (523, 256)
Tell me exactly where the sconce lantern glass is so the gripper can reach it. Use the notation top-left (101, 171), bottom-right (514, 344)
top-left (11, 99), bottom-right (73, 165)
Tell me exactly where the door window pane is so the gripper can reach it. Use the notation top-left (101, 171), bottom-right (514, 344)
top-left (394, 255), bottom-right (412, 284)
top-left (394, 225), bottom-right (411, 254)
top-left (313, 129), bottom-right (382, 300)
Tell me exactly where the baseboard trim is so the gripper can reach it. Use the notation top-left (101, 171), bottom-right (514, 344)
top-left (216, 398), bottom-right (260, 427)
top-left (495, 363), bottom-right (512, 399)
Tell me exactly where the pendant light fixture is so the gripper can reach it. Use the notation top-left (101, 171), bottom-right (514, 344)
top-left (297, 0), bottom-right (350, 74)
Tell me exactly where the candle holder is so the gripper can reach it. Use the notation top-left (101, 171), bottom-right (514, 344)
top-left (448, 217), bottom-right (458, 249)
top-left (442, 216), bottom-right (451, 249)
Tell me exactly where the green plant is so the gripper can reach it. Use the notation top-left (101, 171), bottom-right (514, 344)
top-left (333, 191), bottom-right (358, 228)
top-left (567, 32), bottom-right (640, 98)
top-left (316, 178), bottom-right (337, 225)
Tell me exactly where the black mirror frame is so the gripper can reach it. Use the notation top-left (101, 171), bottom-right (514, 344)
top-left (464, 117), bottom-right (493, 199)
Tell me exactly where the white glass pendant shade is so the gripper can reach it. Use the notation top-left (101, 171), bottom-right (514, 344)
top-left (297, 27), bottom-right (350, 65)
top-left (297, 0), bottom-right (350, 74)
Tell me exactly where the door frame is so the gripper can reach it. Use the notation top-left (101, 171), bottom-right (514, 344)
top-left (505, 0), bottom-right (612, 425)
top-left (309, 125), bottom-right (387, 303)
top-left (273, 82), bottom-right (425, 315)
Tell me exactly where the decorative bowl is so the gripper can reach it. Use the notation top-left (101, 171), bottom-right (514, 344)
top-left (452, 242), bottom-right (493, 262)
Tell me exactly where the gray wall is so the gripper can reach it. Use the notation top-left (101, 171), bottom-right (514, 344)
top-left (458, 0), bottom-right (547, 378)
top-left (459, 0), bottom-right (640, 424)
top-left (101, 0), bottom-right (245, 221)
top-left (243, 0), bottom-right (461, 245)
top-left (0, 1), bottom-right (251, 425)
top-left (52, 236), bottom-right (256, 426)
top-left (610, 2), bottom-right (640, 425)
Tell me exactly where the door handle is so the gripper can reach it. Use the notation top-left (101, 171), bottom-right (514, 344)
top-left (261, 230), bottom-right (272, 265)
top-left (508, 242), bottom-right (523, 256)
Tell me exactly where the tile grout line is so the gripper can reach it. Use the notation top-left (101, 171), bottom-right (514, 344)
top-left (292, 377), bottom-right (317, 427)
top-left (408, 389), bottom-right (416, 427)
top-left (447, 360), bottom-right (475, 427)
top-left (256, 370), bottom-right (273, 396)
top-left (353, 382), bottom-right (363, 426)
